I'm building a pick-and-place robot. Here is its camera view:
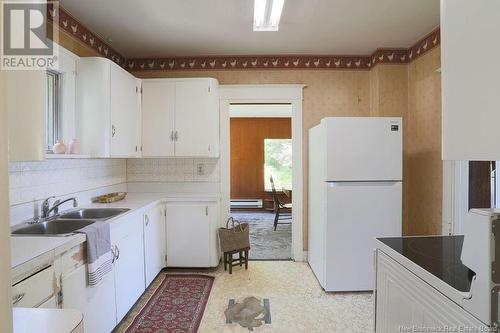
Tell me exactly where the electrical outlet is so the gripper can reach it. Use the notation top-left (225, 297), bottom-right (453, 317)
top-left (197, 163), bottom-right (205, 176)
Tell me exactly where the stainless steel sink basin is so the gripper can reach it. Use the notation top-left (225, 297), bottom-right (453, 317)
top-left (59, 208), bottom-right (130, 220)
top-left (12, 219), bottom-right (95, 236)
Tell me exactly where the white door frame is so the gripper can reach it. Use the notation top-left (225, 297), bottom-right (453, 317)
top-left (219, 84), bottom-right (306, 261)
top-left (442, 160), bottom-right (469, 235)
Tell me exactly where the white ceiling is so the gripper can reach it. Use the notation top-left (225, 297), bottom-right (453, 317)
top-left (60, 0), bottom-right (440, 58)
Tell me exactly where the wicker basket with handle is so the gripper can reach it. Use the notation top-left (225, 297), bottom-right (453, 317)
top-left (218, 217), bottom-right (250, 253)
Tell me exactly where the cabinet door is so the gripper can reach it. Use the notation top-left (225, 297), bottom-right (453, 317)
top-left (62, 265), bottom-right (117, 333)
top-left (174, 80), bottom-right (219, 157)
top-left (110, 64), bottom-right (140, 157)
top-left (6, 70), bottom-right (46, 161)
top-left (144, 204), bottom-right (166, 286)
top-left (441, 0), bottom-right (500, 160)
top-left (112, 215), bottom-right (145, 322)
top-left (166, 202), bottom-right (212, 267)
top-left (142, 80), bottom-right (175, 157)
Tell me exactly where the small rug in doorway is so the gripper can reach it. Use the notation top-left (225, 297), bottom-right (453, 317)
top-left (123, 274), bottom-right (214, 333)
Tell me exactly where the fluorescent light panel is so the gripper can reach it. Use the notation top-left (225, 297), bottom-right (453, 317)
top-left (253, 0), bottom-right (284, 32)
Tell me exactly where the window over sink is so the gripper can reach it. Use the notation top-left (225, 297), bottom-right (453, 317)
top-left (45, 70), bottom-right (61, 152)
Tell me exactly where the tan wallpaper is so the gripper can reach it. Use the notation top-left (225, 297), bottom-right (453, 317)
top-left (59, 29), bottom-right (443, 249)
top-left (406, 47), bottom-right (442, 235)
top-left (369, 49), bottom-right (442, 236)
top-left (132, 69), bottom-right (371, 249)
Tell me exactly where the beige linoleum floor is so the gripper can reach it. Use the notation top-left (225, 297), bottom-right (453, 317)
top-left (116, 261), bottom-right (373, 333)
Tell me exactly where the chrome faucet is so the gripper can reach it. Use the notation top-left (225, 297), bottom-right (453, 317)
top-left (41, 196), bottom-right (78, 219)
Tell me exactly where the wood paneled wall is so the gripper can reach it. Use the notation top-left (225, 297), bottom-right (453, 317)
top-left (469, 161), bottom-right (493, 209)
top-left (230, 118), bottom-right (291, 200)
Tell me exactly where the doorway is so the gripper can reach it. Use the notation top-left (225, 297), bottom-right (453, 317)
top-left (219, 84), bottom-right (305, 261)
top-left (229, 104), bottom-right (292, 260)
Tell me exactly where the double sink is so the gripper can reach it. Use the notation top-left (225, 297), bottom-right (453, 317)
top-left (12, 208), bottom-right (130, 236)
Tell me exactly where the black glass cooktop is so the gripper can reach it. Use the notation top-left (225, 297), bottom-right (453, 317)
top-left (378, 236), bottom-right (475, 292)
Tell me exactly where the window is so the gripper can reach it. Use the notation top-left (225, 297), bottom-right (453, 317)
top-left (264, 139), bottom-right (292, 190)
top-left (46, 70), bottom-right (61, 151)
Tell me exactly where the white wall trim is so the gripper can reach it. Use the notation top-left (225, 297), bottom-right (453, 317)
top-left (442, 160), bottom-right (469, 235)
top-left (219, 84), bottom-right (305, 261)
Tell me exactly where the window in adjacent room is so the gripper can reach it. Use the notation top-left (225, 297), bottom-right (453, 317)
top-left (264, 138), bottom-right (292, 191)
top-left (46, 70), bottom-right (61, 152)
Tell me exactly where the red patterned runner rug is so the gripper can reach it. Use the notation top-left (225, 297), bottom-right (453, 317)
top-left (124, 274), bottom-right (214, 333)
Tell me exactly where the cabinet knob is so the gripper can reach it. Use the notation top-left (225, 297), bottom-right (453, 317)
top-left (12, 293), bottom-right (25, 305)
top-left (112, 125), bottom-right (116, 137)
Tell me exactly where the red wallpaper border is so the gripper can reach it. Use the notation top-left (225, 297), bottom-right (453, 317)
top-left (52, 5), bottom-right (440, 71)
top-left (48, 5), bottom-right (126, 67)
top-left (126, 28), bottom-right (440, 71)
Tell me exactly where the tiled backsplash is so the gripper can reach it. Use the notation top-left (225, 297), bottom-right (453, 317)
top-left (9, 159), bottom-right (126, 206)
top-left (126, 158), bottom-right (220, 183)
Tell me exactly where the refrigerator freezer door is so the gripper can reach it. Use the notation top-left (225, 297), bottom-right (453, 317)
top-left (325, 117), bottom-right (402, 181)
top-left (325, 181), bottom-right (402, 292)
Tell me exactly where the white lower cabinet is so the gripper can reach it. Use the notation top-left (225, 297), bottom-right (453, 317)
top-left (111, 211), bottom-right (146, 322)
top-left (375, 251), bottom-right (484, 332)
top-left (53, 198), bottom-right (219, 332)
top-left (166, 201), bottom-right (219, 268)
top-left (62, 264), bottom-right (116, 333)
top-left (143, 203), bottom-right (167, 286)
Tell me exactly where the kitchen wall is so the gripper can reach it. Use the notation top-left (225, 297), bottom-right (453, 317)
top-left (132, 69), bottom-right (370, 249)
top-left (369, 49), bottom-right (442, 236)
top-left (127, 158), bottom-right (219, 183)
top-left (8, 159), bottom-right (126, 206)
top-left (55, 22), bottom-right (443, 246)
top-left (406, 47), bottom-right (442, 235)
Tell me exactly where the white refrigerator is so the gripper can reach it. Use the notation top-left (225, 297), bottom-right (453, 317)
top-left (308, 117), bottom-right (402, 291)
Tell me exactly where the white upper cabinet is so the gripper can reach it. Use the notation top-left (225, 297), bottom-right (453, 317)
top-left (141, 80), bottom-right (175, 157)
top-left (441, 0), bottom-right (500, 160)
top-left (6, 70), bottom-right (46, 161)
top-left (175, 79), bottom-right (219, 157)
top-left (76, 57), bottom-right (141, 158)
top-left (142, 78), bottom-right (220, 157)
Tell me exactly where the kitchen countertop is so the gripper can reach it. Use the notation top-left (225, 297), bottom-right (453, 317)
top-left (10, 192), bottom-right (220, 270)
top-left (13, 307), bottom-right (83, 333)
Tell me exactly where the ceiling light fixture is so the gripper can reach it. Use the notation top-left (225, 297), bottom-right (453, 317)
top-left (253, 0), bottom-right (285, 32)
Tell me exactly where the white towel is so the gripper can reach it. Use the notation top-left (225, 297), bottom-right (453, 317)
top-left (76, 222), bottom-right (113, 287)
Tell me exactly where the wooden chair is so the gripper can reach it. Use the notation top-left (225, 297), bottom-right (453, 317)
top-left (270, 176), bottom-right (292, 231)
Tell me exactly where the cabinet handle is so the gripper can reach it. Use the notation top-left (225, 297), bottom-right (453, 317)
top-left (145, 214), bottom-right (149, 226)
top-left (112, 125), bottom-right (116, 137)
top-left (12, 293), bottom-right (25, 305)
top-left (111, 245), bottom-right (116, 263)
top-left (170, 131), bottom-right (174, 141)
top-left (205, 206), bottom-right (208, 216)
top-left (174, 131), bottom-right (178, 141)
top-left (115, 245), bottom-right (120, 261)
